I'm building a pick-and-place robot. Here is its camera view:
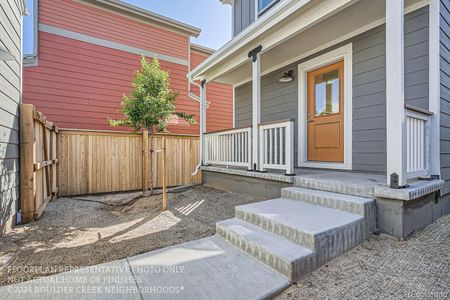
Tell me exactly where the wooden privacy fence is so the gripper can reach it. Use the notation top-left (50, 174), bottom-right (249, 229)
top-left (20, 104), bottom-right (59, 223)
top-left (58, 129), bottom-right (201, 196)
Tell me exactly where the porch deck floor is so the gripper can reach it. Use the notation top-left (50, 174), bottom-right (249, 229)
top-left (203, 165), bottom-right (444, 201)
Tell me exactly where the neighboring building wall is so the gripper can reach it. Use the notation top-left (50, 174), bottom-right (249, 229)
top-left (440, 0), bottom-right (450, 195)
top-left (23, 32), bottom-right (197, 133)
top-left (39, 0), bottom-right (189, 60)
top-left (23, 0), bottom-right (233, 134)
top-left (0, 0), bottom-right (23, 232)
top-left (235, 7), bottom-right (429, 173)
top-left (190, 48), bottom-right (234, 132)
top-left (233, 0), bottom-right (255, 36)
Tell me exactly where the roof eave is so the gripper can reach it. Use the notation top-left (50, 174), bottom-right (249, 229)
top-left (190, 0), bottom-right (303, 81)
top-left (78, 0), bottom-right (202, 37)
top-left (190, 43), bottom-right (216, 55)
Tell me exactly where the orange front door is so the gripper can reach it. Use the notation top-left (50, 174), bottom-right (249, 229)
top-left (307, 61), bottom-right (344, 162)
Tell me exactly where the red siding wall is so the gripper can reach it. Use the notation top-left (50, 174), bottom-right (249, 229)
top-left (190, 50), bottom-right (233, 133)
top-left (24, 32), bottom-right (198, 134)
top-left (39, 0), bottom-right (188, 60)
top-left (23, 0), bottom-right (233, 135)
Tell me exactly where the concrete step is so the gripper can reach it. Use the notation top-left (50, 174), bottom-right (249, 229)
top-left (216, 218), bottom-right (315, 280)
top-left (294, 176), bottom-right (376, 198)
top-left (281, 187), bottom-right (376, 235)
top-left (235, 198), bottom-right (365, 265)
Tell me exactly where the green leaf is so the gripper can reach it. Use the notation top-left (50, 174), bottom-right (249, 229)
top-left (109, 56), bottom-right (195, 133)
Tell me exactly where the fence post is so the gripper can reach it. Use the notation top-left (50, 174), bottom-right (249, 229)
top-left (142, 130), bottom-right (149, 192)
top-left (162, 137), bottom-right (167, 211)
top-left (20, 104), bottom-right (35, 223)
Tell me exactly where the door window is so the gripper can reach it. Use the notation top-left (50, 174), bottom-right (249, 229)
top-left (314, 69), bottom-right (340, 116)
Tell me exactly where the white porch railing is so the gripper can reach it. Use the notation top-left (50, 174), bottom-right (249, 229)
top-left (405, 106), bottom-right (432, 179)
top-left (204, 120), bottom-right (295, 175)
top-left (259, 119), bottom-right (295, 175)
top-left (205, 127), bottom-right (252, 169)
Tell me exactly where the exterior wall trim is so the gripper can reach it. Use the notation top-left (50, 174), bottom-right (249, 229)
top-left (233, 0), bottom-right (431, 88)
top-left (38, 23), bottom-right (189, 66)
top-left (428, 0), bottom-right (441, 180)
top-left (297, 43), bottom-right (353, 170)
top-left (190, 43), bottom-right (216, 55)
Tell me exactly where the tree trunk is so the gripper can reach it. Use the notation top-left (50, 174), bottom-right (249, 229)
top-left (149, 127), bottom-right (154, 195)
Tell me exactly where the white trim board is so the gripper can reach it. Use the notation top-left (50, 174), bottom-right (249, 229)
top-left (38, 23), bottom-right (189, 66)
top-left (297, 44), bottom-right (353, 170)
top-left (428, 0), bottom-right (441, 180)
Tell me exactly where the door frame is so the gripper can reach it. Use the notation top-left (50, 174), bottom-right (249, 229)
top-left (297, 43), bottom-right (353, 170)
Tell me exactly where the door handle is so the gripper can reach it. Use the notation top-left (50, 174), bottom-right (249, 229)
top-left (308, 120), bottom-right (314, 123)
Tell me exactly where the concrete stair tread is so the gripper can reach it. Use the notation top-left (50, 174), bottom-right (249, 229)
top-left (217, 218), bottom-right (314, 260)
top-left (236, 198), bottom-right (363, 235)
top-left (294, 175), bottom-right (378, 197)
top-left (283, 187), bottom-right (374, 204)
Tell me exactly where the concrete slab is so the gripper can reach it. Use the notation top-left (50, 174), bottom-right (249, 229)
top-left (374, 180), bottom-right (444, 201)
top-left (0, 260), bottom-right (141, 300)
top-left (128, 236), bottom-right (290, 300)
top-left (0, 237), bottom-right (289, 300)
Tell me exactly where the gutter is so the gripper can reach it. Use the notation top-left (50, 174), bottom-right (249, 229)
top-left (190, 79), bottom-right (206, 176)
top-left (77, 0), bottom-right (202, 37)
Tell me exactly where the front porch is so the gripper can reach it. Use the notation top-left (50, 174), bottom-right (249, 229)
top-left (203, 108), bottom-right (434, 188)
top-left (192, 0), bottom-right (441, 189)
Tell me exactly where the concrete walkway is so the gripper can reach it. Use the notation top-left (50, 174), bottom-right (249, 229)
top-left (0, 236), bottom-right (289, 300)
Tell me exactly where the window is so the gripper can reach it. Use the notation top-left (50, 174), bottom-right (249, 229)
top-left (258, 0), bottom-right (279, 16)
top-left (314, 69), bottom-right (340, 116)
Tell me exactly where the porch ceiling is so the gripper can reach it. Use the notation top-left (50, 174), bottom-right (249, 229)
top-left (196, 0), bottom-right (427, 85)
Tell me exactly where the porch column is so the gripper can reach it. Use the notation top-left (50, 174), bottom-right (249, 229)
top-left (386, 0), bottom-right (407, 187)
top-left (249, 46), bottom-right (262, 171)
top-left (200, 80), bottom-right (208, 165)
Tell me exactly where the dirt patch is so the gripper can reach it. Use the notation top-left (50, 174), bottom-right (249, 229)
top-left (276, 214), bottom-right (450, 300)
top-left (0, 185), bottom-right (257, 286)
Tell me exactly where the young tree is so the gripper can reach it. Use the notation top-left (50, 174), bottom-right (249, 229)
top-left (110, 56), bottom-right (195, 194)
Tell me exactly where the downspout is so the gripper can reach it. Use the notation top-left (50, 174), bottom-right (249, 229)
top-left (190, 78), bottom-right (206, 175)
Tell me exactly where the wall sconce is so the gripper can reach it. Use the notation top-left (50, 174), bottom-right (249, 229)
top-left (279, 70), bottom-right (293, 83)
top-left (0, 46), bottom-right (15, 61)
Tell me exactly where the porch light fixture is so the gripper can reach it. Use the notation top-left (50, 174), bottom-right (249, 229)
top-left (0, 46), bottom-right (15, 61)
top-left (279, 70), bottom-right (293, 83)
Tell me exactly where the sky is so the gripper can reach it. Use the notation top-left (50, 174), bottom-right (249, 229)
top-left (23, 0), bottom-right (232, 54)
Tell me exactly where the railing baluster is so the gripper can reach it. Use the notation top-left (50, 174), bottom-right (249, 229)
top-left (280, 127), bottom-right (284, 166)
top-left (269, 129), bottom-right (273, 165)
top-left (243, 132), bottom-right (247, 163)
top-left (274, 128), bottom-right (278, 165)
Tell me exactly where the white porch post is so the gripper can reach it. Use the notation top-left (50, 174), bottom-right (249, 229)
top-left (386, 0), bottom-right (407, 187)
top-left (429, 0), bottom-right (441, 179)
top-left (200, 80), bottom-right (208, 165)
top-left (249, 46), bottom-right (262, 171)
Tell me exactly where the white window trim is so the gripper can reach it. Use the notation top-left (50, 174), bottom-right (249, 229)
top-left (297, 43), bottom-right (353, 170)
top-left (255, 0), bottom-right (280, 18)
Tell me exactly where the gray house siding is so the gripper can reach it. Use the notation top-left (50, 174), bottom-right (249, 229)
top-left (440, 0), bottom-right (450, 195)
top-left (235, 7), bottom-right (429, 173)
top-left (233, 0), bottom-right (255, 36)
top-left (0, 0), bottom-right (22, 231)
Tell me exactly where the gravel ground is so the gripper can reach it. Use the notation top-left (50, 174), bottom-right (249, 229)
top-left (276, 214), bottom-right (450, 300)
top-left (0, 185), bottom-right (257, 286)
